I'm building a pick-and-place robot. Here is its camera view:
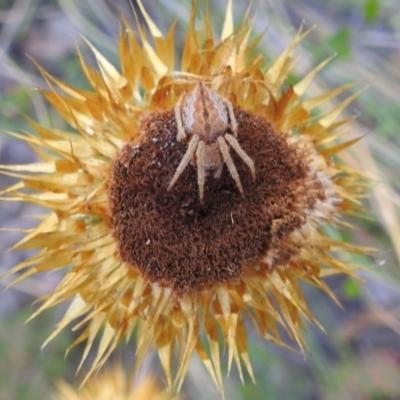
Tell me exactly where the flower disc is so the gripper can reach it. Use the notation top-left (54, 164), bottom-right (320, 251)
top-left (108, 107), bottom-right (327, 294)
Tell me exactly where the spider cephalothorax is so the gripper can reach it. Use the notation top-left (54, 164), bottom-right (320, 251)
top-left (167, 82), bottom-right (256, 202)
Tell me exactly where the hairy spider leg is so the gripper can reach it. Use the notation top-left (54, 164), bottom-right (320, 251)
top-left (168, 134), bottom-right (200, 191)
top-left (174, 92), bottom-right (188, 142)
top-left (217, 136), bottom-right (244, 194)
top-left (224, 133), bottom-right (256, 180)
top-left (196, 141), bottom-right (206, 202)
top-left (213, 163), bottom-right (223, 178)
top-left (222, 98), bottom-right (238, 137)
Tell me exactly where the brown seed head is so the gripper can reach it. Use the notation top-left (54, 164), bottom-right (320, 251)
top-left (108, 107), bottom-right (328, 294)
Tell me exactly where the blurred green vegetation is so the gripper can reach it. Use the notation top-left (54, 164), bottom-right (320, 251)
top-left (0, 309), bottom-right (74, 400)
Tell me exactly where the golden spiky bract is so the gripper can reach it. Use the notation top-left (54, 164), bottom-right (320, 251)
top-left (1, 0), bottom-right (369, 394)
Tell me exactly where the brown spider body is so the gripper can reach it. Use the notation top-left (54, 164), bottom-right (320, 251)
top-left (167, 82), bottom-right (256, 202)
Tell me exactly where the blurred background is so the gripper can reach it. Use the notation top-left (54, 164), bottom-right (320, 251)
top-left (1, 0), bottom-right (400, 399)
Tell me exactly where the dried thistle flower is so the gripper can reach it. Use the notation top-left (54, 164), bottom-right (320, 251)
top-left (1, 0), bottom-right (370, 394)
top-left (56, 365), bottom-right (176, 400)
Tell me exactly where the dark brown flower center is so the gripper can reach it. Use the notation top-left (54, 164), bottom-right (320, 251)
top-left (108, 108), bottom-right (326, 294)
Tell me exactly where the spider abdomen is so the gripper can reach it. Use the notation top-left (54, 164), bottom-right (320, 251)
top-left (203, 143), bottom-right (222, 170)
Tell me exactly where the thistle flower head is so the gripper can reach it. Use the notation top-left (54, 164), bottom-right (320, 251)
top-left (56, 365), bottom-right (175, 400)
top-left (1, 0), bottom-right (369, 394)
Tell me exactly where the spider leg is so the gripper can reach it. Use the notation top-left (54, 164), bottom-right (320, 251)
top-left (168, 134), bottom-right (200, 191)
top-left (224, 133), bottom-right (256, 181)
top-left (174, 92), bottom-right (187, 142)
top-left (196, 140), bottom-right (206, 202)
top-left (213, 163), bottom-right (223, 178)
top-left (217, 136), bottom-right (244, 195)
top-left (222, 97), bottom-right (238, 137)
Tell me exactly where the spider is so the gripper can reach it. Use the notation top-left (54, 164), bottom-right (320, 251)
top-left (167, 82), bottom-right (256, 202)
